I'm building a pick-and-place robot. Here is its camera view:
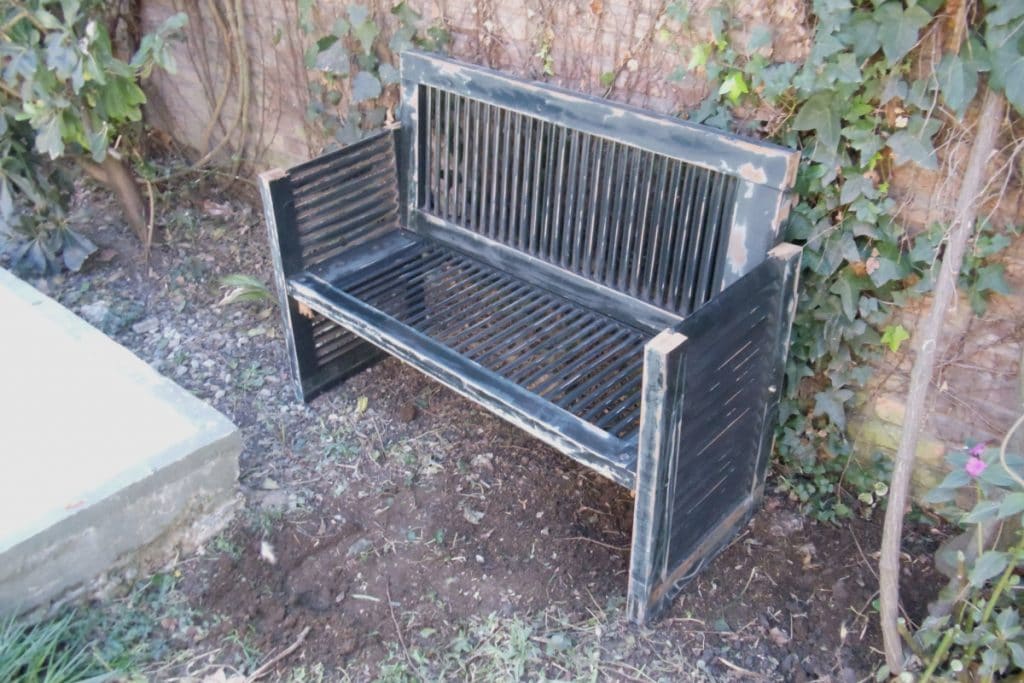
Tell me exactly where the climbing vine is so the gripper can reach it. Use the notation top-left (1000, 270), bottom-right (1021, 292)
top-left (299, 1), bottom-right (448, 149)
top-left (661, 0), bottom-right (1022, 521)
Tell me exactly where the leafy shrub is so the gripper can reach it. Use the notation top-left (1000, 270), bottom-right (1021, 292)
top-left (0, 0), bottom-right (185, 273)
top-left (913, 424), bottom-right (1024, 680)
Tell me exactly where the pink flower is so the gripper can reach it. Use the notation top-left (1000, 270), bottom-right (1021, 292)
top-left (969, 442), bottom-right (988, 458)
top-left (966, 456), bottom-right (987, 478)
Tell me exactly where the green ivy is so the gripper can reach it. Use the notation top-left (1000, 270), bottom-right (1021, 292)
top-left (662, 0), bottom-right (1022, 521)
top-left (300, 1), bottom-right (449, 147)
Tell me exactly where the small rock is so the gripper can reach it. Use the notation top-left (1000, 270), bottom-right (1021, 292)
top-left (260, 477), bottom-right (280, 490)
top-left (346, 537), bottom-right (373, 558)
top-left (398, 402), bottom-right (418, 423)
top-left (769, 626), bottom-right (790, 646)
top-left (471, 452), bottom-right (494, 472)
top-left (80, 301), bottom-right (111, 326)
top-left (259, 490), bottom-right (289, 512)
top-left (767, 510), bottom-right (804, 537)
top-left (132, 317), bottom-right (160, 334)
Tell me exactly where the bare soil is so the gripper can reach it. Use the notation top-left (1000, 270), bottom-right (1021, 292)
top-left (14, 179), bottom-right (947, 681)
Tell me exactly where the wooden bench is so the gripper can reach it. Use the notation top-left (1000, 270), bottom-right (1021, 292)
top-left (259, 51), bottom-right (802, 624)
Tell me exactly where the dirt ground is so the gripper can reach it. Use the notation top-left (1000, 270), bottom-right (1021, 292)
top-left (13, 179), bottom-right (947, 681)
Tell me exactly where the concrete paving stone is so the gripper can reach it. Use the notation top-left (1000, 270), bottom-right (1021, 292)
top-left (0, 268), bottom-right (241, 616)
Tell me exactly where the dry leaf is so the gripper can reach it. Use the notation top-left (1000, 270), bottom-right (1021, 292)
top-left (260, 540), bottom-right (278, 565)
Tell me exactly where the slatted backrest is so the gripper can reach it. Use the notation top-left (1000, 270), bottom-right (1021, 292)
top-left (399, 51), bottom-right (799, 319)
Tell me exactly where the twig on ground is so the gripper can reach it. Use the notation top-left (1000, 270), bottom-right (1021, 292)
top-left (386, 580), bottom-right (417, 675)
top-left (717, 656), bottom-right (767, 680)
top-left (556, 536), bottom-right (630, 551)
top-left (246, 625), bottom-right (310, 682)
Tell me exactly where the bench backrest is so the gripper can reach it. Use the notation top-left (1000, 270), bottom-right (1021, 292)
top-left (399, 51), bottom-right (799, 321)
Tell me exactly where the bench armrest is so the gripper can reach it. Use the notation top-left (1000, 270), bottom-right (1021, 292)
top-left (259, 128), bottom-right (402, 279)
top-left (628, 242), bottom-right (801, 623)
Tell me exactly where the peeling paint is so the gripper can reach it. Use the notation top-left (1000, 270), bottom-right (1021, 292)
top-left (727, 222), bottom-right (750, 275)
top-left (738, 162), bottom-right (768, 185)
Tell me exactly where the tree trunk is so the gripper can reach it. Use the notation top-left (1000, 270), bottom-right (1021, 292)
top-left (78, 152), bottom-right (148, 243)
top-left (879, 86), bottom-right (1006, 674)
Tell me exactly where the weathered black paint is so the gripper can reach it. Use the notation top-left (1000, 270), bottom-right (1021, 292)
top-left (260, 52), bottom-right (802, 626)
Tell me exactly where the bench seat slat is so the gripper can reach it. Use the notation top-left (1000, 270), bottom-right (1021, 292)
top-left (288, 259), bottom-right (640, 488)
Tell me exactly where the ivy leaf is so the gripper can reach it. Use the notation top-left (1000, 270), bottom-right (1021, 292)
top-left (880, 324), bottom-right (909, 352)
top-left (791, 92), bottom-right (840, 152)
top-left (314, 39), bottom-right (349, 75)
top-left (887, 115), bottom-right (940, 169)
top-left (830, 270), bottom-right (862, 321)
top-left (718, 71), bottom-right (749, 103)
top-left (759, 62), bottom-right (797, 101)
top-left (874, 2), bottom-right (931, 64)
top-left (969, 550), bottom-right (1009, 587)
top-left (842, 12), bottom-right (881, 60)
top-left (868, 255), bottom-right (905, 286)
top-left (973, 263), bottom-right (1010, 294)
top-left (347, 4), bottom-right (369, 25)
top-left (935, 53), bottom-right (978, 118)
top-left (985, 1), bottom-right (1024, 27)
top-left (708, 5), bottom-right (729, 42)
top-left (988, 39), bottom-right (1024, 114)
top-left (351, 71), bottom-right (381, 103)
top-left (379, 62), bottom-right (400, 85)
top-left (391, 1), bottom-right (421, 27)
top-left (747, 25), bottom-right (773, 53)
top-left (813, 388), bottom-right (853, 429)
top-left (688, 44), bottom-right (710, 71)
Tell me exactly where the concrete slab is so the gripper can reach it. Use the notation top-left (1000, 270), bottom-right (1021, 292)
top-left (0, 268), bottom-right (241, 615)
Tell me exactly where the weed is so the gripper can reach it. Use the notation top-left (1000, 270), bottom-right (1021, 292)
top-left (0, 611), bottom-right (105, 683)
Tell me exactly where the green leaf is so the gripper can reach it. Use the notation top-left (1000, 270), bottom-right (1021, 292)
top-left (887, 116), bottom-right (940, 169)
top-left (599, 71), bottom-right (616, 88)
top-left (379, 62), bottom-right (400, 85)
top-left (963, 499), bottom-right (1001, 523)
top-left (874, 2), bottom-right (931, 64)
top-left (747, 25), bottom-right (773, 53)
top-left (936, 53), bottom-right (978, 118)
top-left (708, 5), bottom-right (729, 42)
top-left (315, 40), bottom-right (349, 75)
top-left (969, 550), bottom-right (1009, 587)
top-left (791, 92), bottom-right (840, 152)
top-left (348, 6), bottom-right (379, 55)
top-left (35, 114), bottom-right (64, 159)
top-left (718, 71), bottom-right (749, 103)
top-left (688, 44), bottom-right (710, 71)
top-left (881, 324), bottom-right (909, 352)
top-left (988, 37), bottom-right (1024, 114)
top-left (347, 4), bottom-right (369, 25)
top-left (974, 263), bottom-right (1010, 294)
top-left (813, 388), bottom-right (853, 429)
top-left (759, 62), bottom-right (797, 101)
top-left (351, 71), bottom-right (381, 103)
top-left (999, 492), bottom-right (1024, 518)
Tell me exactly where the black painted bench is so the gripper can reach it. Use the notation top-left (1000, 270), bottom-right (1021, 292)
top-left (259, 51), bottom-right (802, 624)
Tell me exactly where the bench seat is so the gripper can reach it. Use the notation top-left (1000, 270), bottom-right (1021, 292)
top-left (289, 229), bottom-right (651, 486)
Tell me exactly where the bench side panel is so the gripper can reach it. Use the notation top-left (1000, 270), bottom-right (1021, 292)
top-left (399, 51), bottom-right (799, 315)
top-left (259, 131), bottom-right (404, 400)
top-left (627, 243), bottom-right (801, 624)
